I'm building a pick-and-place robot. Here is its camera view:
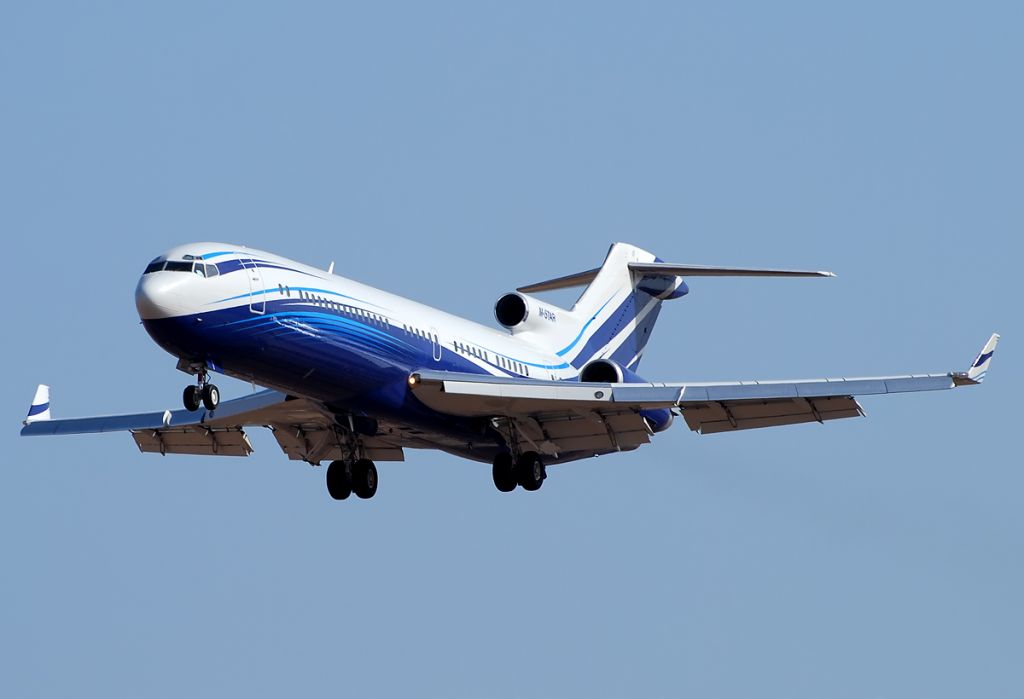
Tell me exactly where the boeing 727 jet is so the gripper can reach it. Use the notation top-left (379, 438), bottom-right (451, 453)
top-left (22, 243), bottom-right (999, 500)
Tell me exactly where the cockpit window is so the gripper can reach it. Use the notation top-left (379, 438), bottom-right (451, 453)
top-left (147, 258), bottom-right (220, 276)
top-left (164, 261), bottom-right (193, 272)
top-left (189, 262), bottom-right (221, 278)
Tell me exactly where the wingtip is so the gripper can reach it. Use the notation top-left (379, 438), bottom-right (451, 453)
top-left (965, 333), bottom-right (1000, 383)
top-left (24, 383), bottom-right (52, 424)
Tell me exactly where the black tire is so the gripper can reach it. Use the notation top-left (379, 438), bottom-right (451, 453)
top-left (517, 451), bottom-right (545, 491)
top-left (492, 452), bottom-right (517, 492)
top-left (352, 458), bottom-right (378, 499)
top-left (202, 383), bottom-right (220, 411)
top-left (326, 460), bottom-right (352, 500)
top-left (183, 385), bottom-right (202, 412)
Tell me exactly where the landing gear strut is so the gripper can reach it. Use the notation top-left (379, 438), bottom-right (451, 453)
top-left (182, 368), bottom-right (219, 412)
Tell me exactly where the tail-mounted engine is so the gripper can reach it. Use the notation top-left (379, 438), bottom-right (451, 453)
top-left (494, 292), bottom-right (566, 336)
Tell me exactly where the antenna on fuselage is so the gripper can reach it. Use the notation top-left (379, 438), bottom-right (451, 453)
top-left (327, 261), bottom-right (335, 275)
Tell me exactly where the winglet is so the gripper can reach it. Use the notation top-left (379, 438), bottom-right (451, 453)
top-left (25, 384), bottom-right (51, 424)
top-left (952, 333), bottom-right (1000, 385)
top-left (965, 333), bottom-right (1000, 383)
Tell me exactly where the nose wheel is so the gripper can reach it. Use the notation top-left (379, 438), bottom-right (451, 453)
top-left (182, 371), bottom-right (220, 412)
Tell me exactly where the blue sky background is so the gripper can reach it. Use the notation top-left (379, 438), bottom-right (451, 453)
top-left (2, 2), bottom-right (1020, 696)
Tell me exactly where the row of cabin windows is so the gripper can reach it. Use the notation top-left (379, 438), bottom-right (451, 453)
top-left (453, 340), bottom-right (528, 376)
top-left (143, 259), bottom-right (220, 277)
top-left (295, 289), bottom-right (389, 327)
top-left (404, 325), bottom-right (438, 345)
top-left (254, 282), bottom-right (529, 376)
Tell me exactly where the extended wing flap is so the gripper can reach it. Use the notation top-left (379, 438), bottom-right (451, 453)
top-left (133, 427), bottom-right (253, 456)
top-left (20, 386), bottom-right (408, 463)
top-left (520, 410), bottom-right (651, 456)
top-left (682, 396), bottom-right (863, 435)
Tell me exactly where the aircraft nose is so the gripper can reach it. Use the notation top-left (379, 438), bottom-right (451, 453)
top-left (135, 271), bottom-right (193, 320)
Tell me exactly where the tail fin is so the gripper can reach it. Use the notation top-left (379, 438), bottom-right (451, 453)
top-left (25, 384), bottom-right (51, 424)
top-left (517, 243), bottom-right (679, 370)
top-left (517, 243), bottom-right (835, 371)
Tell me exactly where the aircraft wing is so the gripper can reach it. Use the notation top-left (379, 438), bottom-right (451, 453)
top-left (409, 334), bottom-right (1000, 452)
top-left (20, 388), bottom-right (409, 463)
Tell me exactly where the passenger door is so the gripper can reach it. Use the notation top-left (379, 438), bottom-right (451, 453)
top-left (240, 258), bottom-right (266, 314)
top-left (430, 327), bottom-right (442, 362)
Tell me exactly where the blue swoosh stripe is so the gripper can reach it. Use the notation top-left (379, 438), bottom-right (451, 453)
top-left (222, 311), bottom-right (416, 354)
top-left (555, 296), bottom-right (615, 357)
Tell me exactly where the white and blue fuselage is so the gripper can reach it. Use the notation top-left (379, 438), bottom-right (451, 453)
top-left (136, 242), bottom-right (636, 459)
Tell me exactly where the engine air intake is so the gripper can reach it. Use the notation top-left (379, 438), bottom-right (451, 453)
top-left (494, 293), bottom-right (529, 328)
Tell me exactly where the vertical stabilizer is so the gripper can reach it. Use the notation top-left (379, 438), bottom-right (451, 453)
top-left (519, 243), bottom-right (686, 371)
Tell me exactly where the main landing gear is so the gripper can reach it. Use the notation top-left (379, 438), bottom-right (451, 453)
top-left (327, 458), bottom-right (378, 500)
top-left (182, 370), bottom-right (220, 412)
top-left (492, 451), bottom-right (546, 493)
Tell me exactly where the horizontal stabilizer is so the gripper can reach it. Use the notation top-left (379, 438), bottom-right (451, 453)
top-left (627, 262), bottom-right (835, 278)
top-left (516, 261), bottom-right (834, 293)
top-left (517, 267), bottom-right (601, 293)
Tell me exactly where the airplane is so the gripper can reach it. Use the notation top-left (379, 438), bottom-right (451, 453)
top-left (21, 242), bottom-right (999, 500)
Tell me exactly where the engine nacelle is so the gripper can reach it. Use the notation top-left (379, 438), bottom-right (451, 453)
top-left (578, 358), bottom-right (645, 384)
top-left (494, 292), bottom-right (564, 335)
top-left (579, 359), bottom-right (674, 433)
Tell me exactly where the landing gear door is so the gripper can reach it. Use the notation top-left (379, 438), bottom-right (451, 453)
top-left (240, 258), bottom-right (266, 314)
